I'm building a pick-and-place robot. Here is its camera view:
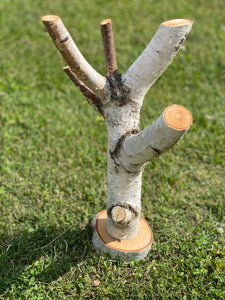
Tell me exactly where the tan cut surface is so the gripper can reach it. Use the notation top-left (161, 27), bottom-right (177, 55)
top-left (41, 15), bottom-right (59, 22)
top-left (162, 19), bottom-right (193, 27)
top-left (96, 210), bottom-right (153, 252)
top-left (101, 19), bottom-right (111, 25)
top-left (164, 104), bottom-right (192, 130)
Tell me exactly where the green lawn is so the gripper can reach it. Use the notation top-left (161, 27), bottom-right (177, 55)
top-left (0, 0), bottom-right (224, 299)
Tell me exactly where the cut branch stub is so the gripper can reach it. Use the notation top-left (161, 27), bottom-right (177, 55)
top-left (111, 206), bottom-right (132, 224)
top-left (41, 15), bottom-right (107, 99)
top-left (101, 18), bottom-right (118, 75)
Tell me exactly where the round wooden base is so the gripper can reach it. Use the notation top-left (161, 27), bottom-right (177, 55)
top-left (92, 210), bottom-right (153, 261)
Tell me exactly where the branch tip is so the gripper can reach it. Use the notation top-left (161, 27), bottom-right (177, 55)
top-left (63, 66), bottom-right (70, 71)
top-left (101, 18), bottom-right (112, 25)
top-left (101, 18), bottom-right (117, 75)
top-left (41, 15), bottom-right (59, 22)
top-left (163, 105), bottom-right (192, 130)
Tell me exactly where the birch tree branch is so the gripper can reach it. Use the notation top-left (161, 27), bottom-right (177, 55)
top-left (122, 19), bottom-right (193, 102)
top-left (41, 15), bottom-right (108, 99)
top-left (63, 66), bottom-right (104, 117)
top-left (118, 105), bottom-right (192, 172)
top-left (101, 19), bottom-right (118, 75)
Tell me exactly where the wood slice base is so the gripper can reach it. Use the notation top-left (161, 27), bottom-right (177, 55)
top-left (92, 210), bottom-right (153, 261)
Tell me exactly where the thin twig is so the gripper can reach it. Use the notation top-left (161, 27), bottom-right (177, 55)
top-left (101, 18), bottom-right (117, 75)
top-left (34, 227), bottom-right (71, 251)
top-left (63, 66), bottom-right (104, 117)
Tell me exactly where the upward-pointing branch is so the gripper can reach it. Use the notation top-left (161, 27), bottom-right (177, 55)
top-left (41, 15), bottom-right (107, 99)
top-left (122, 19), bottom-right (193, 103)
top-left (101, 19), bottom-right (118, 75)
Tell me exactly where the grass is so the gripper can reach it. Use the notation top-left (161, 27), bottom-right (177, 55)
top-left (0, 0), bottom-right (224, 298)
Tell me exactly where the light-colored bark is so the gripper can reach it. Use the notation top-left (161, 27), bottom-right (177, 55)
top-left (103, 19), bottom-right (193, 240)
top-left (105, 105), bottom-right (192, 240)
top-left (63, 66), bottom-right (104, 117)
top-left (118, 105), bottom-right (192, 172)
top-left (122, 19), bottom-right (193, 104)
top-left (42, 16), bottom-right (193, 260)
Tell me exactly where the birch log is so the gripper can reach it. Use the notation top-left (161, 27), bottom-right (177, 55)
top-left (42, 16), bottom-right (193, 260)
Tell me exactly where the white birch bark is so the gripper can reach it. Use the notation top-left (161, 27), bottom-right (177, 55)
top-left (118, 105), bottom-right (192, 172)
top-left (42, 17), bottom-right (193, 259)
top-left (104, 20), bottom-right (193, 240)
top-left (122, 19), bottom-right (193, 104)
top-left (105, 104), bottom-right (192, 240)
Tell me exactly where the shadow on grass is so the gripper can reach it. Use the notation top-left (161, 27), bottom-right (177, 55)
top-left (0, 222), bottom-right (94, 294)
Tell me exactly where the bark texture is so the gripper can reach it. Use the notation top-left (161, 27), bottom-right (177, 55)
top-left (42, 16), bottom-right (193, 259)
top-left (122, 19), bottom-right (193, 104)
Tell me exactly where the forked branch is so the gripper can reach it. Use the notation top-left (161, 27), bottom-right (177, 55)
top-left (41, 15), bottom-right (107, 99)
